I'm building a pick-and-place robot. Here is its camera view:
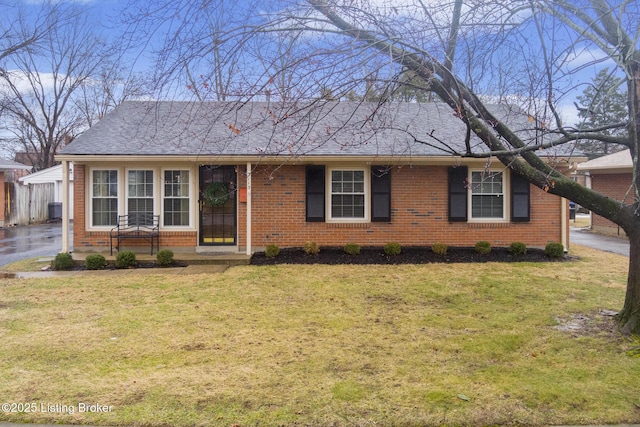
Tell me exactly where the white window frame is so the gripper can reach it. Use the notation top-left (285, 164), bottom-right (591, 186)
top-left (468, 169), bottom-right (507, 221)
top-left (126, 169), bottom-right (155, 223)
top-left (162, 168), bottom-right (192, 228)
top-left (89, 168), bottom-right (119, 228)
top-left (327, 166), bottom-right (370, 222)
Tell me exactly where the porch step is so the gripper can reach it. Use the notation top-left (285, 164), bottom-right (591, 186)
top-left (72, 252), bottom-right (251, 267)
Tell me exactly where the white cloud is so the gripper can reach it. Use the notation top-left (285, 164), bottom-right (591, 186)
top-left (0, 70), bottom-right (58, 96)
top-left (563, 47), bottom-right (616, 71)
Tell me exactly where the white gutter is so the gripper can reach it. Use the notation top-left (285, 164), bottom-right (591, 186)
top-left (56, 154), bottom-right (583, 166)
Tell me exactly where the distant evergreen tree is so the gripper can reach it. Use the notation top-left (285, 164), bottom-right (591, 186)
top-left (575, 68), bottom-right (628, 158)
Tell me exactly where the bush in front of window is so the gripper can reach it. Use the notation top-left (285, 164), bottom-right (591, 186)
top-left (156, 249), bottom-right (174, 267)
top-left (303, 241), bottom-right (320, 255)
top-left (343, 243), bottom-right (360, 255)
top-left (53, 252), bottom-right (74, 270)
top-left (475, 241), bottom-right (491, 255)
top-left (509, 242), bottom-right (527, 256)
top-left (544, 242), bottom-right (565, 258)
top-left (85, 254), bottom-right (107, 270)
top-left (431, 242), bottom-right (448, 256)
top-left (115, 250), bottom-right (137, 268)
top-left (383, 242), bottom-right (402, 256)
top-left (265, 244), bottom-right (280, 258)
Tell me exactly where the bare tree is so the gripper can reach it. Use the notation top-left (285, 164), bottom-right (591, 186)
top-left (74, 65), bottom-right (148, 128)
top-left (0, 4), bottom-right (131, 170)
top-left (142, 0), bottom-right (640, 334)
top-left (0, 1), bottom-right (63, 65)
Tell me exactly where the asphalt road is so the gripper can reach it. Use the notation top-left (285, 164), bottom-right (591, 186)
top-left (570, 226), bottom-right (629, 256)
top-left (0, 222), bottom-right (72, 268)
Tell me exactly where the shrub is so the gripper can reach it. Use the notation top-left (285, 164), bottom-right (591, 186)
top-left (475, 241), bottom-right (491, 255)
top-left (265, 244), bottom-right (280, 258)
top-left (509, 242), bottom-right (527, 256)
top-left (303, 241), bottom-right (320, 255)
top-left (383, 242), bottom-right (402, 256)
top-left (85, 254), bottom-right (106, 270)
top-left (156, 249), bottom-right (174, 267)
top-left (53, 252), bottom-right (74, 270)
top-left (115, 250), bottom-right (137, 268)
top-left (431, 242), bottom-right (448, 256)
top-left (545, 242), bottom-right (565, 258)
top-left (344, 243), bottom-right (361, 255)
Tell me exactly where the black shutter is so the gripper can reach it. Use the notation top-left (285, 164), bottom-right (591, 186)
top-left (511, 171), bottom-right (530, 222)
top-left (306, 166), bottom-right (325, 222)
top-left (448, 166), bottom-right (468, 222)
top-left (371, 166), bottom-right (391, 222)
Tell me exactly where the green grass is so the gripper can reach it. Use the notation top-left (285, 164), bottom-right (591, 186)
top-left (0, 245), bottom-right (638, 426)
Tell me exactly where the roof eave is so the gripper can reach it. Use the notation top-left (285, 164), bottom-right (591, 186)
top-left (56, 153), bottom-right (582, 166)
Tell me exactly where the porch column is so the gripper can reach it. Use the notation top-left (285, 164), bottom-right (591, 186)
top-left (61, 160), bottom-right (70, 253)
top-left (561, 196), bottom-right (568, 251)
top-left (246, 162), bottom-right (252, 256)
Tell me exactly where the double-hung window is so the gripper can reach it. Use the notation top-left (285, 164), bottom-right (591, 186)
top-left (92, 170), bottom-right (118, 227)
top-left (330, 169), bottom-right (366, 220)
top-left (470, 171), bottom-right (504, 219)
top-left (163, 170), bottom-right (190, 226)
top-left (128, 170), bottom-right (154, 224)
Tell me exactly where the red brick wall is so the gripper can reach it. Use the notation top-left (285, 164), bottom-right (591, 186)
top-left (590, 172), bottom-right (632, 236)
top-left (73, 163), bottom-right (566, 252)
top-left (239, 165), bottom-right (564, 249)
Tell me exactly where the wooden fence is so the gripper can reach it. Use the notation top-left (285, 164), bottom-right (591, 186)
top-left (4, 182), bottom-right (56, 225)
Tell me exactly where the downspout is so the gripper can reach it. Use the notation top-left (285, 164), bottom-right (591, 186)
top-left (246, 162), bottom-right (252, 256)
top-left (61, 160), bottom-right (70, 253)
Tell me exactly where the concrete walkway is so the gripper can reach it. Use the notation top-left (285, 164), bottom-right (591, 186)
top-left (2, 263), bottom-right (229, 279)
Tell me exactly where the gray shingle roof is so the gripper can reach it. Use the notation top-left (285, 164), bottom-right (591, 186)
top-left (577, 149), bottom-right (632, 171)
top-left (0, 158), bottom-right (31, 171)
top-left (59, 100), bottom-right (564, 159)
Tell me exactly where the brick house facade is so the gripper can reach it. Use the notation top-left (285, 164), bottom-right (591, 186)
top-left (57, 101), bottom-right (576, 254)
top-left (577, 150), bottom-right (633, 236)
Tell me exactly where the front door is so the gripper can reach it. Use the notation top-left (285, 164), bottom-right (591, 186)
top-left (199, 165), bottom-right (237, 246)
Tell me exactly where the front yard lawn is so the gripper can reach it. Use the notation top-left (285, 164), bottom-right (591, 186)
top-left (0, 245), bottom-right (638, 426)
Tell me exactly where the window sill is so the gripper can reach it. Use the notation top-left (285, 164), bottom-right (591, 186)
top-left (466, 222), bottom-right (512, 229)
top-left (325, 222), bottom-right (370, 229)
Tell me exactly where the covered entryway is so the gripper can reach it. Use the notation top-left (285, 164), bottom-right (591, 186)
top-left (199, 165), bottom-right (237, 246)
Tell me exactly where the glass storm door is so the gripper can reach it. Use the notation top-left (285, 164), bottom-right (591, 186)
top-left (199, 165), bottom-right (237, 245)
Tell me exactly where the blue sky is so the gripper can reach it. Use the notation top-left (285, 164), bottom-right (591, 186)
top-left (3, 0), bottom-right (632, 141)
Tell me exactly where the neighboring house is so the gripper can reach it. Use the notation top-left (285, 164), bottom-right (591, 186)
top-left (0, 158), bottom-right (32, 227)
top-left (19, 164), bottom-right (75, 220)
top-left (56, 101), bottom-right (580, 255)
top-left (577, 149), bottom-right (632, 237)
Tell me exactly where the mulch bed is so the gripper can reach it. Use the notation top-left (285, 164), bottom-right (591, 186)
top-left (250, 246), bottom-right (569, 265)
top-left (54, 261), bottom-right (188, 271)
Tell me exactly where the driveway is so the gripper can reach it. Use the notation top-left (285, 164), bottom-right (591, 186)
top-left (0, 222), bottom-right (72, 268)
top-left (570, 226), bottom-right (629, 256)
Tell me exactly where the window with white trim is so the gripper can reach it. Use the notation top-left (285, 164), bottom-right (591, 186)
top-left (91, 169), bottom-right (118, 227)
top-left (163, 170), bottom-right (190, 226)
top-left (127, 170), bottom-right (154, 223)
top-left (330, 169), bottom-right (366, 220)
top-left (470, 171), bottom-right (504, 219)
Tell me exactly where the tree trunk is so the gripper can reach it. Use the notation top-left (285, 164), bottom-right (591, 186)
top-left (618, 53), bottom-right (640, 335)
top-left (618, 224), bottom-right (640, 335)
